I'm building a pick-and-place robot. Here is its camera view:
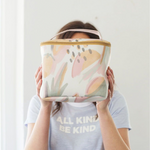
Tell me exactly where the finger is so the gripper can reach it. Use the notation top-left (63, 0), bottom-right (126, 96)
top-left (107, 67), bottom-right (113, 76)
top-left (36, 79), bottom-right (42, 95)
top-left (108, 75), bottom-right (113, 96)
top-left (108, 72), bottom-right (115, 84)
top-left (106, 89), bottom-right (111, 100)
top-left (107, 68), bottom-right (115, 84)
top-left (107, 73), bottom-right (113, 86)
top-left (109, 66), bottom-right (114, 79)
top-left (107, 75), bottom-right (110, 90)
top-left (35, 66), bottom-right (42, 79)
top-left (106, 67), bottom-right (113, 78)
top-left (107, 69), bottom-right (112, 77)
top-left (108, 75), bottom-right (114, 98)
top-left (108, 89), bottom-right (111, 99)
top-left (36, 68), bottom-right (42, 85)
top-left (108, 92), bottom-right (111, 105)
top-left (112, 76), bottom-right (115, 84)
top-left (106, 67), bottom-right (110, 75)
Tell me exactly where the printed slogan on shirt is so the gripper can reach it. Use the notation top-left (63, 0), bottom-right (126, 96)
top-left (56, 116), bottom-right (99, 134)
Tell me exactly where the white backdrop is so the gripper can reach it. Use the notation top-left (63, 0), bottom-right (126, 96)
top-left (1, 0), bottom-right (149, 150)
top-left (23, 0), bottom-right (149, 150)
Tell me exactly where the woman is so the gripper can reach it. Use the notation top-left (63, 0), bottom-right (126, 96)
top-left (24, 20), bottom-right (132, 150)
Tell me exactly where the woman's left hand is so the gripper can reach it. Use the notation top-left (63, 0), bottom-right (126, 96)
top-left (96, 66), bottom-right (115, 112)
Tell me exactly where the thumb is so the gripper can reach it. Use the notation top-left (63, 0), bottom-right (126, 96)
top-left (108, 89), bottom-right (111, 99)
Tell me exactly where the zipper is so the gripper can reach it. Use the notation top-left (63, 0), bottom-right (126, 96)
top-left (40, 39), bottom-right (111, 47)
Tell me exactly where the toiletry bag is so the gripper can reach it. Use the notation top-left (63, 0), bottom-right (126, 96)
top-left (40, 29), bottom-right (111, 102)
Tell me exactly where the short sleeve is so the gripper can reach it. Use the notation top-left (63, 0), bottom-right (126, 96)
top-left (24, 95), bottom-right (41, 127)
top-left (108, 90), bottom-right (132, 131)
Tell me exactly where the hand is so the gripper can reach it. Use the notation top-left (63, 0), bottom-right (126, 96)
top-left (96, 66), bottom-right (115, 112)
top-left (34, 64), bottom-right (53, 108)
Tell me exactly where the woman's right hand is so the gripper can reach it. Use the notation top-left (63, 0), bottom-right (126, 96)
top-left (34, 64), bottom-right (53, 108)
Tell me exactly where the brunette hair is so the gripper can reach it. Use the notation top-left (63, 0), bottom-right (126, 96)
top-left (51, 20), bottom-right (117, 120)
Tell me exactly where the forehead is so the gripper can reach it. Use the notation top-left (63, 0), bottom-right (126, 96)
top-left (71, 32), bottom-right (90, 39)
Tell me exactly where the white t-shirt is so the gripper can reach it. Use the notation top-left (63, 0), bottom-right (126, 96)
top-left (66, 101), bottom-right (92, 107)
top-left (24, 89), bottom-right (132, 150)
